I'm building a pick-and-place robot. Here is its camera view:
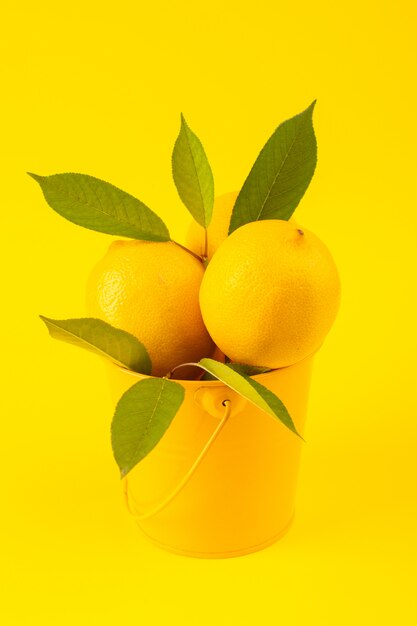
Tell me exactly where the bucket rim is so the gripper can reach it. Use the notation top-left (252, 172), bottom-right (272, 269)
top-left (111, 349), bottom-right (316, 388)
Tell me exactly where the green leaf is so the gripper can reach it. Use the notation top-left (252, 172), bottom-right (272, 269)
top-left (28, 172), bottom-right (170, 241)
top-left (200, 362), bottom-right (271, 380)
top-left (227, 363), bottom-right (272, 376)
top-left (198, 358), bottom-right (301, 438)
top-left (40, 316), bottom-right (151, 375)
top-left (111, 378), bottom-right (185, 477)
top-left (172, 114), bottom-right (214, 228)
top-left (200, 371), bottom-right (218, 381)
top-left (243, 376), bottom-right (302, 438)
top-left (229, 101), bottom-right (317, 234)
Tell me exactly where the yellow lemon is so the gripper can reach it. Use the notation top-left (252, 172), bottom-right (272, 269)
top-left (199, 220), bottom-right (341, 369)
top-left (86, 240), bottom-right (215, 378)
top-left (185, 191), bottom-right (238, 260)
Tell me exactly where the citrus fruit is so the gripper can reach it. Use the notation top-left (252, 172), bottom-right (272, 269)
top-left (199, 219), bottom-right (341, 369)
top-left (185, 191), bottom-right (238, 260)
top-left (86, 240), bottom-right (215, 378)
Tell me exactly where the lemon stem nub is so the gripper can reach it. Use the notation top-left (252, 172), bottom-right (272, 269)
top-left (297, 229), bottom-right (304, 236)
top-left (204, 227), bottom-right (208, 259)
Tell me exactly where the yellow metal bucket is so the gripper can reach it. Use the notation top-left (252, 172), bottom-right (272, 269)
top-left (108, 355), bottom-right (314, 558)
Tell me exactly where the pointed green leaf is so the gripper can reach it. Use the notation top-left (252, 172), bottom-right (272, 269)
top-left (243, 376), bottom-right (302, 438)
top-left (28, 172), bottom-right (170, 241)
top-left (229, 101), bottom-right (317, 234)
top-left (111, 378), bottom-right (185, 477)
top-left (198, 358), bottom-right (301, 438)
top-left (172, 114), bottom-right (214, 227)
top-left (201, 362), bottom-right (271, 380)
top-left (40, 316), bottom-right (151, 374)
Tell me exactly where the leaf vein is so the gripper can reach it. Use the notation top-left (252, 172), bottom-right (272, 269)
top-left (129, 380), bottom-right (167, 463)
top-left (255, 131), bottom-right (298, 221)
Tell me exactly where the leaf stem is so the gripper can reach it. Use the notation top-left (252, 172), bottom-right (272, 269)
top-left (165, 362), bottom-right (201, 379)
top-left (172, 240), bottom-right (205, 263)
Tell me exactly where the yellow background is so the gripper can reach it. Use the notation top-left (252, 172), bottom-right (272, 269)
top-left (1, 1), bottom-right (416, 624)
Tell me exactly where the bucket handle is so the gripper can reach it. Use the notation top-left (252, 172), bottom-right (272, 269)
top-left (123, 399), bottom-right (232, 521)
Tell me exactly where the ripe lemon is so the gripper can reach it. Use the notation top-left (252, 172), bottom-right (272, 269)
top-left (199, 220), bottom-right (341, 369)
top-left (86, 240), bottom-right (215, 378)
top-left (185, 191), bottom-right (238, 260)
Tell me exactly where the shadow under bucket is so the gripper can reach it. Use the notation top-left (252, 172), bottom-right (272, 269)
top-left (108, 355), bottom-right (314, 559)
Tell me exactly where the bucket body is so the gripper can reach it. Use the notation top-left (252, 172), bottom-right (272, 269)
top-left (108, 356), bottom-right (314, 558)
